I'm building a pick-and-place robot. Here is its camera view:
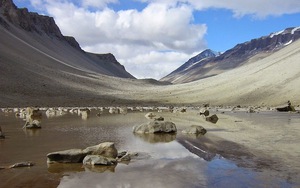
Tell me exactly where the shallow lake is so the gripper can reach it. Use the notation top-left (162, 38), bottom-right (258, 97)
top-left (0, 108), bottom-right (299, 188)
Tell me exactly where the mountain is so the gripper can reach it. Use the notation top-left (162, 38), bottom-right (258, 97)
top-left (0, 0), bottom-right (134, 79)
top-left (1, 0), bottom-right (300, 107)
top-left (161, 26), bottom-right (300, 84)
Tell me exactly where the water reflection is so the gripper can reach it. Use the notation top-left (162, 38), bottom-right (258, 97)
top-left (47, 163), bottom-right (116, 174)
top-left (1, 110), bottom-right (299, 188)
top-left (23, 128), bottom-right (41, 137)
top-left (133, 133), bottom-right (176, 143)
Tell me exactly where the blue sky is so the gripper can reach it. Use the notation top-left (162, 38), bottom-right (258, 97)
top-left (13, 0), bottom-right (300, 79)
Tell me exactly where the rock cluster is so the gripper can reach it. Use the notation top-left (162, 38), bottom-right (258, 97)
top-left (47, 142), bottom-right (132, 166)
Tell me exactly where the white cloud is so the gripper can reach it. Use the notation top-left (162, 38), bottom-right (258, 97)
top-left (29, 0), bottom-right (207, 79)
top-left (121, 51), bottom-right (194, 79)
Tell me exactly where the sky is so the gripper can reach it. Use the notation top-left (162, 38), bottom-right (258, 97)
top-left (13, 0), bottom-right (300, 79)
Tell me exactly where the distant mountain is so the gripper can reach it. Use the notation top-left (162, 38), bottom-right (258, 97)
top-left (161, 26), bottom-right (300, 84)
top-left (0, 0), bottom-right (134, 79)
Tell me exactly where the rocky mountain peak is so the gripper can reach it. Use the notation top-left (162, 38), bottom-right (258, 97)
top-left (161, 26), bottom-right (300, 84)
top-left (174, 49), bottom-right (219, 73)
top-left (0, 0), bottom-right (63, 38)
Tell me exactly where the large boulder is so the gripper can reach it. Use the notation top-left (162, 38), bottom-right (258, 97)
top-left (133, 121), bottom-right (177, 134)
top-left (47, 149), bottom-right (88, 164)
top-left (83, 142), bottom-right (118, 159)
top-left (182, 125), bottom-right (207, 135)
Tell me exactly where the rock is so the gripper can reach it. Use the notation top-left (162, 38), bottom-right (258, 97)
top-left (118, 107), bottom-right (128, 115)
top-left (205, 114), bottom-right (219, 124)
top-left (133, 121), bottom-right (177, 134)
top-left (47, 149), bottom-right (88, 164)
top-left (23, 107), bottom-right (42, 129)
top-left (83, 142), bottom-right (118, 159)
top-left (145, 112), bottom-right (156, 119)
top-left (182, 125), bottom-right (207, 135)
top-left (276, 106), bottom-right (296, 112)
top-left (154, 116), bottom-right (164, 121)
top-left (247, 107), bottom-right (256, 113)
top-left (199, 109), bottom-right (209, 116)
top-left (9, 161), bottom-right (34, 168)
top-left (83, 155), bottom-right (117, 166)
top-left (117, 152), bottom-right (132, 162)
top-left (23, 120), bottom-right (42, 129)
top-left (0, 126), bottom-right (5, 139)
top-left (109, 107), bottom-right (119, 114)
top-left (180, 108), bottom-right (187, 113)
top-left (47, 142), bottom-right (119, 164)
top-left (79, 108), bottom-right (91, 120)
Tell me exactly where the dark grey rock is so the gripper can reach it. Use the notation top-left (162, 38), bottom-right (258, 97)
top-left (205, 114), bottom-right (219, 124)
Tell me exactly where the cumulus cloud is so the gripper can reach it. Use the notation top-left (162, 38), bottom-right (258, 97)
top-left (25, 0), bottom-right (300, 79)
top-left (28, 0), bottom-right (207, 79)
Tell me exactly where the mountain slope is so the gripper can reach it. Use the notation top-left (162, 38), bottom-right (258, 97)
top-left (0, 0), bottom-right (134, 79)
top-left (146, 38), bottom-right (300, 106)
top-left (161, 27), bottom-right (300, 84)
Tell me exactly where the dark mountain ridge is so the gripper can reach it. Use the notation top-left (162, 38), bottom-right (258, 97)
top-left (0, 0), bottom-right (134, 79)
top-left (161, 26), bottom-right (300, 84)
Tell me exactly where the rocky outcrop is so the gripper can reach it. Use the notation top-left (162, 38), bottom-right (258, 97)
top-left (182, 125), bottom-right (207, 135)
top-left (133, 121), bottom-right (177, 134)
top-left (64, 36), bottom-right (83, 51)
top-left (0, 0), bottom-right (63, 38)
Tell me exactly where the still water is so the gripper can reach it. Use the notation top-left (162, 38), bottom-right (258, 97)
top-left (0, 109), bottom-right (299, 188)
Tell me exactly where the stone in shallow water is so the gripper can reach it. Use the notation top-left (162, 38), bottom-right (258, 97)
top-left (47, 142), bottom-right (118, 164)
top-left (133, 121), bottom-right (177, 134)
top-left (47, 149), bottom-right (87, 164)
top-left (83, 142), bottom-right (118, 159)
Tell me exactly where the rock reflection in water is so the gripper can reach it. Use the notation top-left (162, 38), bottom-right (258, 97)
top-left (133, 133), bottom-right (176, 143)
top-left (23, 128), bottom-right (41, 136)
top-left (47, 163), bottom-right (116, 174)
